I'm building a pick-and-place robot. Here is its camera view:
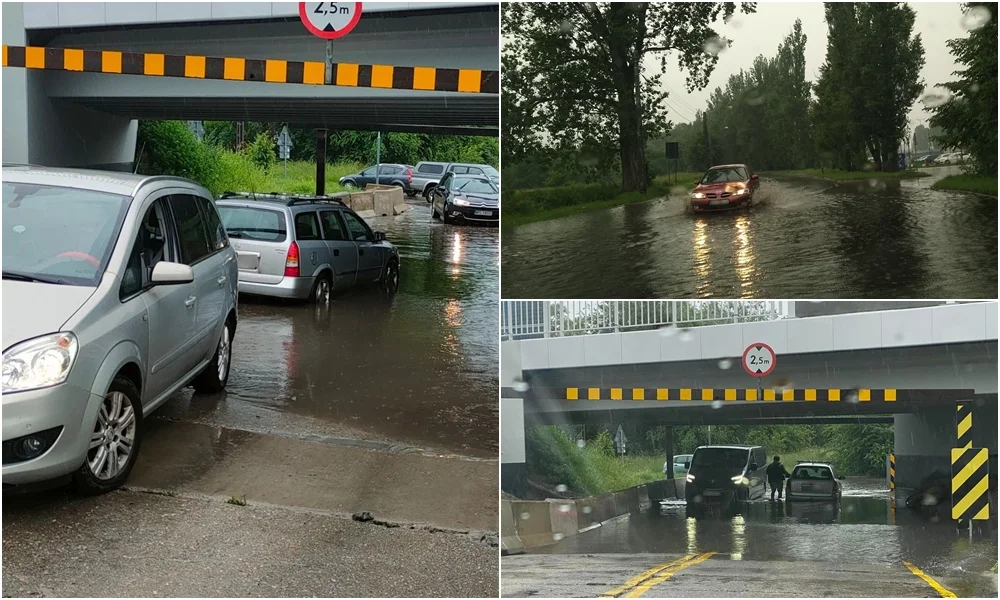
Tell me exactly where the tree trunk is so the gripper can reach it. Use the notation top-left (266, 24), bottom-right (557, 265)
top-left (618, 100), bottom-right (646, 192)
top-left (866, 139), bottom-right (882, 171)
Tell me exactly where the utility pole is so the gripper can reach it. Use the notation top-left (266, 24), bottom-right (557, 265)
top-left (375, 131), bottom-right (382, 185)
top-left (315, 129), bottom-right (328, 196)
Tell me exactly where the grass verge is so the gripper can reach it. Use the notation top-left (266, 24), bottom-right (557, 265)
top-left (763, 168), bottom-right (930, 181)
top-left (261, 160), bottom-right (366, 195)
top-left (504, 173), bottom-right (700, 228)
top-left (930, 174), bottom-right (998, 196)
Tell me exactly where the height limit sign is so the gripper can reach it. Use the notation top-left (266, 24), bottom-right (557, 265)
top-left (742, 342), bottom-right (776, 377)
top-left (299, 2), bottom-right (362, 39)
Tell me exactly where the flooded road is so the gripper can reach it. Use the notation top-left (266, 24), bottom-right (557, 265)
top-left (502, 167), bottom-right (997, 299)
top-left (157, 199), bottom-right (499, 458)
top-left (510, 478), bottom-right (998, 598)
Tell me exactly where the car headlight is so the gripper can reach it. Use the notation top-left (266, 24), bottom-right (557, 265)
top-left (691, 192), bottom-right (706, 199)
top-left (453, 198), bottom-right (470, 206)
top-left (735, 188), bottom-right (747, 195)
top-left (2, 332), bottom-right (79, 393)
top-left (731, 475), bottom-right (750, 485)
top-left (686, 473), bottom-right (696, 482)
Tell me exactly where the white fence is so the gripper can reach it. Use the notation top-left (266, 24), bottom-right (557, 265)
top-left (500, 301), bottom-right (791, 340)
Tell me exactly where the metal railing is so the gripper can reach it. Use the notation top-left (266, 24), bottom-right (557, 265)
top-left (501, 301), bottom-right (790, 341)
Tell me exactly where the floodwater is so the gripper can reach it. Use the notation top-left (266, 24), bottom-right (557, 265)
top-left (534, 478), bottom-right (998, 588)
top-left (502, 166), bottom-right (997, 299)
top-left (155, 200), bottom-right (499, 458)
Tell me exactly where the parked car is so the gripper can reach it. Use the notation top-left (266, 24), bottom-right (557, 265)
top-left (664, 453), bottom-right (693, 477)
top-left (2, 165), bottom-right (238, 494)
top-left (685, 445), bottom-right (768, 511)
top-left (429, 174), bottom-right (499, 225)
top-left (412, 161), bottom-right (500, 199)
top-left (785, 461), bottom-right (843, 502)
top-left (216, 193), bottom-right (400, 303)
top-left (690, 164), bottom-right (760, 212)
top-left (339, 163), bottom-right (415, 195)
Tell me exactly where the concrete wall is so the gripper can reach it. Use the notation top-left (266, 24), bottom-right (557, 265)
top-left (2, 2), bottom-right (28, 163)
top-left (794, 301), bottom-right (958, 318)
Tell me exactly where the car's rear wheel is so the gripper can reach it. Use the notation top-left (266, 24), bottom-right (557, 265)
top-left (311, 273), bottom-right (332, 305)
top-left (192, 320), bottom-right (233, 394)
top-left (73, 378), bottom-right (143, 495)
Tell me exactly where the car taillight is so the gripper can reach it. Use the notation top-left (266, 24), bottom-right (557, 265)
top-left (284, 241), bottom-right (300, 277)
top-left (407, 168), bottom-right (413, 182)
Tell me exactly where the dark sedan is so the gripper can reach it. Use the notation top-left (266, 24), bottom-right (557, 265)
top-left (429, 173), bottom-right (499, 225)
top-left (339, 163), bottom-right (415, 195)
top-left (690, 164), bottom-right (760, 212)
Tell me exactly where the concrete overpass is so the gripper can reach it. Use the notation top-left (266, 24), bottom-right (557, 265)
top-left (500, 301), bottom-right (998, 492)
top-left (2, 1), bottom-right (498, 169)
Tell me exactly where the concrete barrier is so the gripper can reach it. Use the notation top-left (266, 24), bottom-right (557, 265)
top-left (510, 500), bottom-right (557, 549)
top-left (637, 485), bottom-right (651, 511)
top-left (547, 499), bottom-right (578, 541)
top-left (500, 500), bottom-right (525, 556)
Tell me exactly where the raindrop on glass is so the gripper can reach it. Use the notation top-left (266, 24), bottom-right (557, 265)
top-left (702, 35), bottom-right (727, 56)
top-left (582, 506), bottom-right (592, 514)
top-left (553, 532), bottom-right (565, 541)
top-left (678, 328), bottom-right (693, 342)
top-left (845, 390), bottom-right (859, 403)
top-left (558, 504), bottom-right (572, 513)
top-left (893, 332), bottom-right (904, 342)
top-left (960, 5), bottom-right (992, 30)
top-left (718, 359), bottom-right (733, 370)
top-left (555, 484), bottom-right (569, 493)
top-left (711, 400), bottom-right (724, 409)
top-left (576, 438), bottom-right (586, 449)
top-left (512, 377), bottom-right (530, 392)
top-left (660, 324), bottom-right (677, 338)
top-left (520, 512), bottom-right (532, 520)
top-left (920, 91), bottom-right (952, 108)
top-left (970, 83), bottom-right (981, 93)
top-left (558, 19), bottom-right (573, 33)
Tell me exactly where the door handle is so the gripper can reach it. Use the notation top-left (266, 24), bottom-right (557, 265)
top-left (333, 249), bottom-right (340, 256)
top-left (185, 296), bottom-right (197, 307)
top-left (216, 276), bottom-right (227, 286)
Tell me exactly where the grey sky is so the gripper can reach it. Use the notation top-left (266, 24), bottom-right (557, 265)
top-left (652, 2), bottom-right (973, 131)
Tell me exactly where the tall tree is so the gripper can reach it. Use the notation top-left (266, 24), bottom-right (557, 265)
top-left (927, 3), bottom-right (997, 175)
top-left (813, 3), bottom-right (925, 171)
top-left (501, 2), bottom-right (756, 192)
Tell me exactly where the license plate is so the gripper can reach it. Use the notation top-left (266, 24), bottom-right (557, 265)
top-left (703, 490), bottom-right (721, 497)
top-left (474, 210), bottom-right (494, 216)
top-left (709, 199), bottom-right (729, 206)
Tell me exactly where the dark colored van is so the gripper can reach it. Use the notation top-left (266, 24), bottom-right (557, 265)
top-left (685, 445), bottom-right (768, 509)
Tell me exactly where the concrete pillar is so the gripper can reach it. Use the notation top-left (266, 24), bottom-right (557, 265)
top-left (501, 339), bottom-right (526, 495)
top-left (2, 3), bottom-right (28, 163)
top-left (894, 408), bottom-right (959, 491)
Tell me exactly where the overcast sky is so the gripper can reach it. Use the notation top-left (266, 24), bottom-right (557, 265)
top-left (650, 2), bottom-right (974, 130)
top-left (503, 2), bottom-right (978, 132)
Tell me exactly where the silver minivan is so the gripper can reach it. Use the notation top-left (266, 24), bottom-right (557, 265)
top-left (215, 193), bottom-right (400, 303)
top-left (2, 165), bottom-right (238, 494)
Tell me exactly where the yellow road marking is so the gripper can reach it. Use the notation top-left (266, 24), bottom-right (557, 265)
top-left (625, 552), bottom-right (716, 597)
top-left (903, 562), bottom-right (956, 598)
top-left (599, 555), bottom-right (695, 598)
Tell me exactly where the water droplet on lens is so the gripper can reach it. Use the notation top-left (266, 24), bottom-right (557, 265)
top-left (711, 400), bottom-right (724, 409)
top-left (660, 325), bottom-right (677, 337)
top-left (512, 377), bottom-right (530, 392)
top-left (553, 532), bottom-right (565, 541)
top-left (558, 504), bottom-right (572, 513)
top-left (576, 439), bottom-right (586, 448)
top-left (558, 19), bottom-right (573, 33)
top-left (920, 91), bottom-right (952, 108)
top-left (679, 328), bottom-right (693, 342)
top-left (555, 484), bottom-right (568, 493)
top-left (520, 512), bottom-right (531, 520)
top-left (893, 332), bottom-right (904, 342)
top-left (702, 35), bottom-right (727, 56)
top-left (970, 82), bottom-right (981, 93)
top-left (961, 5), bottom-right (992, 30)
top-left (582, 506), bottom-right (592, 514)
top-left (845, 390), bottom-right (859, 403)
top-left (718, 359), bottom-right (732, 370)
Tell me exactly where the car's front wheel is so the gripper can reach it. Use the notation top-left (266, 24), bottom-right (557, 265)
top-left (73, 377), bottom-right (143, 495)
top-left (381, 259), bottom-right (400, 294)
top-left (192, 320), bottom-right (233, 394)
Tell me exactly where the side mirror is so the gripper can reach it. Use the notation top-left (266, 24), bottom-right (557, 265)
top-left (373, 231), bottom-right (387, 242)
top-left (150, 261), bottom-right (194, 285)
top-left (749, 463), bottom-right (759, 471)
top-left (751, 174), bottom-right (759, 180)
top-left (693, 180), bottom-right (701, 185)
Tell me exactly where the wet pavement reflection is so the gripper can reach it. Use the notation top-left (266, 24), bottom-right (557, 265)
top-left (502, 167), bottom-right (997, 298)
top-left (155, 200), bottom-right (498, 458)
top-left (535, 479), bottom-right (998, 582)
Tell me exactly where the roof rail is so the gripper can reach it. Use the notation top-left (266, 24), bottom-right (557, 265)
top-left (287, 197), bottom-right (346, 207)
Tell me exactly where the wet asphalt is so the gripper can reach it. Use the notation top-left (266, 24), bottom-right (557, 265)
top-left (501, 166), bottom-right (998, 299)
top-left (503, 479), bottom-right (998, 598)
top-left (2, 199), bottom-right (500, 597)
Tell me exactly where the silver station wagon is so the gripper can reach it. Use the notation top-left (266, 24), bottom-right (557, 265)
top-left (2, 165), bottom-right (238, 494)
top-left (215, 193), bottom-right (401, 303)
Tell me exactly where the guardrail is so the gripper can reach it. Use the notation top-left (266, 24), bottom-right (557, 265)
top-left (501, 300), bottom-right (790, 341)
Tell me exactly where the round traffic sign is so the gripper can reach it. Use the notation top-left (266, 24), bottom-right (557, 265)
top-left (742, 342), bottom-right (776, 377)
top-left (299, 2), bottom-right (363, 40)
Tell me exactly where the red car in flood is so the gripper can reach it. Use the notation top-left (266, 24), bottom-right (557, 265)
top-left (690, 164), bottom-right (760, 212)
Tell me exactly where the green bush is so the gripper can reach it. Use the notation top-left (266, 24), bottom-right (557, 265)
top-left (246, 132), bottom-right (276, 171)
top-left (504, 183), bottom-right (620, 215)
top-left (136, 121), bottom-right (218, 187)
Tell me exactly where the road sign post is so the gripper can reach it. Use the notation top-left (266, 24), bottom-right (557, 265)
top-left (277, 126), bottom-right (293, 177)
top-left (614, 425), bottom-right (627, 456)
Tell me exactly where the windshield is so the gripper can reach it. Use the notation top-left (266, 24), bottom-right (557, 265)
top-left (691, 448), bottom-right (750, 473)
top-left (701, 167), bottom-right (748, 184)
top-left (455, 178), bottom-right (498, 194)
top-left (3, 182), bottom-right (131, 286)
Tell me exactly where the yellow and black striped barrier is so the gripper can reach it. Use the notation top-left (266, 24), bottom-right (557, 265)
top-left (564, 387), bottom-right (897, 402)
top-left (889, 453), bottom-right (895, 492)
top-left (951, 447), bottom-right (989, 522)
top-left (956, 402), bottom-right (973, 449)
top-left (1, 44), bottom-right (498, 94)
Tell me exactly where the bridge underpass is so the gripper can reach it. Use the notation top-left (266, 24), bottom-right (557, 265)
top-left (2, 2), bottom-right (498, 168)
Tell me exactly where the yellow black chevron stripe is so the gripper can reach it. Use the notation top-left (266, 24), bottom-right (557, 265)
top-left (956, 402), bottom-right (973, 449)
top-left (1, 45), bottom-right (498, 94)
top-left (564, 387), bottom-right (897, 402)
top-left (951, 447), bottom-right (989, 521)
